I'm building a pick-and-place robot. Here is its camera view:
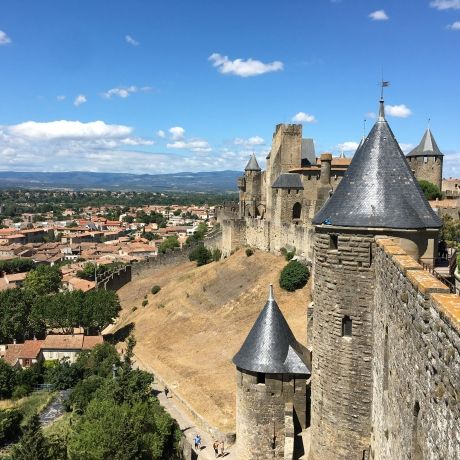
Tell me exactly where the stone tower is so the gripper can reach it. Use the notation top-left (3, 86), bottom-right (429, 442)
top-left (308, 99), bottom-right (442, 460)
top-left (233, 285), bottom-right (311, 460)
top-left (238, 154), bottom-right (262, 218)
top-left (406, 128), bottom-right (444, 190)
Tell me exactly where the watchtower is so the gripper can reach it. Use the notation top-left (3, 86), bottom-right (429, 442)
top-left (406, 128), bottom-right (443, 190)
top-left (238, 154), bottom-right (262, 218)
top-left (233, 285), bottom-right (311, 459)
top-left (309, 98), bottom-right (442, 460)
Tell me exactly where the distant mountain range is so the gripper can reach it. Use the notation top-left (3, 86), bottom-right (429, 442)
top-left (0, 170), bottom-right (241, 193)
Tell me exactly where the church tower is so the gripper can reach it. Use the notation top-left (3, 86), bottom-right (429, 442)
top-left (308, 98), bottom-right (441, 460)
top-left (406, 128), bottom-right (444, 190)
top-left (233, 285), bottom-right (311, 459)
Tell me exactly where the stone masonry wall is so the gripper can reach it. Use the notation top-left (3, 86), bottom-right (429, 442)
top-left (407, 156), bottom-right (443, 190)
top-left (236, 369), bottom-right (307, 460)
top-left (310, 230), bottom-right (375, 460)
top-left (371, 238), bottom-right (460, 460)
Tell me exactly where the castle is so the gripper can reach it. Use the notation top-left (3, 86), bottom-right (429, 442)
top-left (227, 99), bottom-right (460, 459)
top-left (219, 109), bottom-right (445, 260)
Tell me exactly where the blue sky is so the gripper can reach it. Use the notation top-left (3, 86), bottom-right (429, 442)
top-left (0, 0), bottom-right (459, 177)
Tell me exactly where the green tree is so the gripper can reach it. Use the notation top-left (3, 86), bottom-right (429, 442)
top-left (441, 215), bottom-right (460, 244)
top-left (0, 258), bottom-right (36, 275)
top-left (0, 408), bottom-right (23, 447)
top-left (418, 180), bottom-right (443, 200)
top-left (70, 375), bottom-right (105, 413)
top-left (45, 358), bottom-right (81, 390)
top-left (82, 290), bottom-right (121, 332)
top-left (279, 260), bottom-right (310, 292)
top-left (189, 244), bottom-right (212, 266)
top-left (158, 236), bottom-right (180, 254)
top-left (0, 360), bottom-right (15, 399)
top-left (75, 342), bottom-right (121, 379)
top-left (11, 413), bottom-right (48, 460)
top-left (24, 265), bottom-right (62, 296)
top-left (0, 288), bottom-right (38, 343)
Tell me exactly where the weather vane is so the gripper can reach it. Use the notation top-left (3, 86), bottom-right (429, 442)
top-left (380, 79), bottom-right (390, 99)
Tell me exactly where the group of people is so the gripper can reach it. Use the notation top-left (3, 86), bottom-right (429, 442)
top-left (193, 434), bottom-right (226, 457)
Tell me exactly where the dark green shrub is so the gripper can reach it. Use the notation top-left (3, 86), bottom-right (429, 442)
top-left (189, 245), bottom-right (212, 266)
top-left (151, 285), bottom-right (161, 295)
top-left (12, 385), bottom-right (30, 400)
top-left (418, 180), bottom-right (442, 200)
top-left (245, 248), bottom-right (254, 257)
top-left (142, 300), bottom-right (148, 307)
top-left (279, 261), bottom-right (310, 292)
top-left (0, 408), bottom-right (23, 447)
top-left (212, 248), bottom-right (222, 262)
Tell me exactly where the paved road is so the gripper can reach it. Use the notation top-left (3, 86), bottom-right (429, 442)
top-left (39, 390), bottom-right (71, 427)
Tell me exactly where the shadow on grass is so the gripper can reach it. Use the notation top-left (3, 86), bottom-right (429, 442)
top-left (104, 322), bottom-right (135, 344)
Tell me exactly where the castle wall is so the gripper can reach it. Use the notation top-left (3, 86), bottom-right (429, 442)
top-left (371, 239), bottom-right (460, 460)
top-left (310, 230), bottom-right (375, 460)
top-left (407, 155), bottom-right (443, 190)
top-left (236, 368), bottom-right (307, 460)
top-left (221, 219), bottom-right (246, 256)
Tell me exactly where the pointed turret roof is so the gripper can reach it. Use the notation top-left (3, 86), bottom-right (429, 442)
top-left (233, 285), bottom-right (310, 375)
top-left (407, 128), bottom-right (443, 157)
top-left (245, 153), bottom-right (261, 172)
top-left (312, 99), bottom-right (442, 229)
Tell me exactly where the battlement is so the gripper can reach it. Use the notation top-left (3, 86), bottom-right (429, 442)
top-left (273, 123), bottom-right (302, 137)
top-left (372, 238), bottom-right (460, 459)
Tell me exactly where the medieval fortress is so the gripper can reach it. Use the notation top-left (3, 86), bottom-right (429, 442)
top-left (218, 99), bottom-right (460, 459)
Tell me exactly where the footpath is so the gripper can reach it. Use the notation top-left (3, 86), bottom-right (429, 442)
top-left (133, 354), bottom-right (236, 460)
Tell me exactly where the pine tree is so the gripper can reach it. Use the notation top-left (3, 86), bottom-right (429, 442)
top-left (12, 413), bottom-right (49, 460)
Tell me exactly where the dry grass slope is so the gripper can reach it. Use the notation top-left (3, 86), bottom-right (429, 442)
top-left (113, 249), bottom-right (311, 433)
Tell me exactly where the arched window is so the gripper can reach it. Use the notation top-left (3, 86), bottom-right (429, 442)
top-left (292, 202), bottom-right (302, 220)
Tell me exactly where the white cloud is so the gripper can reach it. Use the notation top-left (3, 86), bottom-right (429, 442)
top-left (430, 0), bottom-right (460, 10)
top-left (8, 120), bottom-right (132, 140)
top-left (125, 34), bottom-right (139, 46)
top-left (56, 95), bottom-right (66, 102)
top-left (167, 139), bottom-right (211, 153)
top-left (369, 10), bottom-right (389, 20)
top-left (208, 53), bottom-right (283, 77)
top-left (399, 143), bottom-right (414, 154)
top-left (103, 85), bottom-right (152, 99)
top-left (0, 30), bottom-right (11, 45)
top-left (169, 126), bottom-right (185, 141)
top-left (292, 112), bottom-right (317, 123)
top-left (385, 104), bottom-right (412, 118)
top-left (120, 137), bottom-right (154, 146)
top-left (234, 136), bottom-right (265, 146)
top-left (366, 112), bottom-right (376, 119)
top-left (74, 94), bottom-right (87, 107)
top-left (337, 141), bottom-right (359, 152)
top-left (156, 130), bottom-right (166, 138)
top-left (447, 21), bottom-right (460, 29)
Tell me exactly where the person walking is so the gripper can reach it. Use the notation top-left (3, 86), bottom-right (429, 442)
top-left (219, 440), bottom-right (225, 457)
top-left (164, 386), bottom-right (169, 398)
top-left (194, 434), bottom-right (200, 450)
top-left (213, 440), bottom-right (219, 457)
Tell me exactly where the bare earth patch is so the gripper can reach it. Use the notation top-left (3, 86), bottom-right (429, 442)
top-left (111, 249), bottom-right (310, 433)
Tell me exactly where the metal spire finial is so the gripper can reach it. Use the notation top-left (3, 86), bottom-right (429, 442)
top-left (268, 284), bottom-right (274, 302)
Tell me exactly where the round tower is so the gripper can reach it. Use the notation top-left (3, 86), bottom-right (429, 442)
top-left (308, 99), bottom-right (442, 460)
top-left (406, 128), bottom-right (443, 190)
top-left (233, 285), bottom-right (311, 460)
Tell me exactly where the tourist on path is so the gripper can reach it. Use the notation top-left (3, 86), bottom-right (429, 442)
top-left (164, 386), bottom-right (169, 398)
top-left (219, 440), bottom-right (225, 457)
top-left (213, 440), bottom-right (219, 457)
top-left (194, 434), bottom-right (201, 450)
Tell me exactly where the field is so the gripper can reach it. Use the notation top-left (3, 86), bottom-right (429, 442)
top-left (110, 249), bottom-right (311, 433)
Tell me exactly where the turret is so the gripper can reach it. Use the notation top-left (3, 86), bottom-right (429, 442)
top-left (309, 98), bottom-right (442, 460)
top-left (233, 285), bottom-right (311, 459)
top-left (406, 128), bottom-right (444, 190)
top-left (239, 154), bottom-right (262, 217)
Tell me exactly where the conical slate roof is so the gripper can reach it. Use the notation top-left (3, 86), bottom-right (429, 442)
top-left (312, 99), bottom-right (442, 229)
top-left (407, 128), bottom-right (443, 157)
top-left (233, 285), bottom-right (310, 375)
top-left (245, 153), bottom-right (261, 171)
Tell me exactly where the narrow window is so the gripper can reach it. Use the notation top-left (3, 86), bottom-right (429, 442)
top-left (411, 401), bottom-right (423, 460)
top-left (342, 316), bottom-right (352, 337)
top-left (292, 202), bottom-right (302, 219)
top-left (330, 234), bottom-right (338, 250)
top-left (257, 373), bottom-right (265, 384)
top-left (424, 156), bottom-right (428, 163)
